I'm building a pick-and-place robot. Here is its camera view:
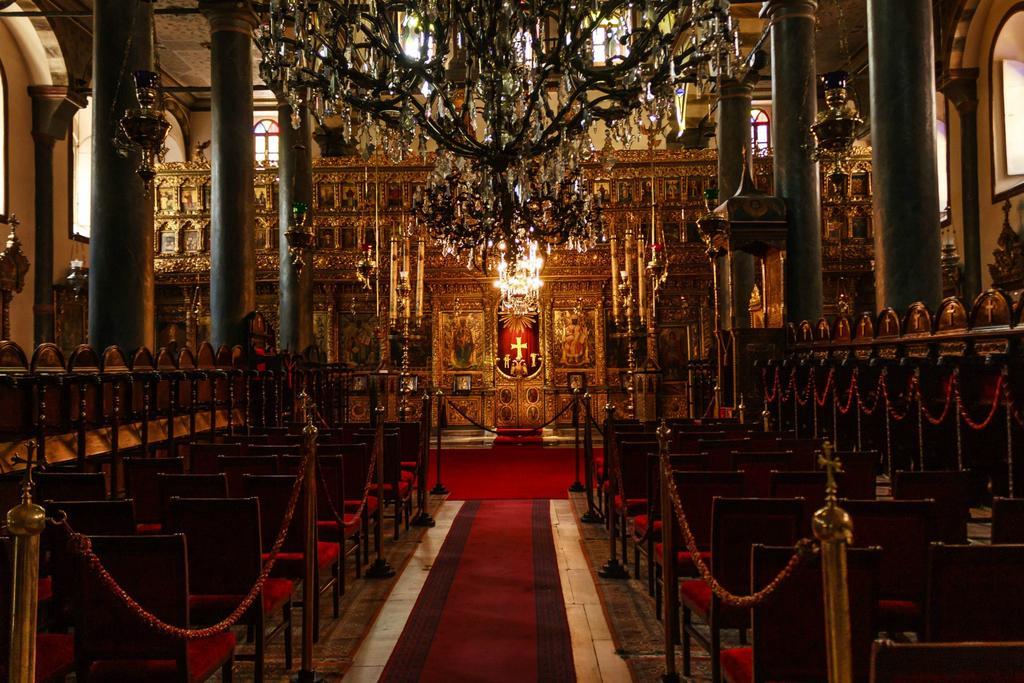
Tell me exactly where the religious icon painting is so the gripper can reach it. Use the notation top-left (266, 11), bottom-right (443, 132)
top-left (254, 185), bottom-right (269, 211)
top-left (340, 183), bottom-right (359, 209)
top-left (616, 179), bottom-right (634, 205)
top-left (183, 229), bottom-right (203, 253)
top-left (351, 375), bottom-right (368, 392)
top-left (658, 326), bottom-right (686, 381)
top-left (850, 173), bottom-right (869, 197)
top-left (553, 308), bottom-right (596, 369)
top-left (180, 187), bottom-right (198, 213)
top-left (850, 215), bottom-right (870, 239)
top-left (339, 316), bottom-right (380, 368)
top-left (318, 228), bottom-right (334, 249)
top-left (386, 182), bottom-right (403, 209)
top-left (664, 178), bottom-right (681, 204)
top-left (454, 374), bottom-right (472, 394)
top-left (318, 183), bottom-right (336, 211)
top-left (443, 311), bottom-right (484, 371)
top-left (157, 186), bottom-right (177, 213)
top-left (593, 180), bottom-right (611, 205)
top-left (160, 231), bottom-right (179, 254)
top-left (496, 311), bottom-right (541, 379)
top-left (567, 372), bottom-right (587, 390)
top-left (201, 183), bottom-right (212, 211)
top-left (341, 227), bottom-right (358, 250)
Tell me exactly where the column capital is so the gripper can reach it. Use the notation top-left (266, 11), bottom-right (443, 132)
top-left (27, 85), bottom-right (85, 141)
top-left (719, 78), bottom-right (754, 101)
top-left (939, 68), bottom-right (979, 114)
top-left (200, 0), bottom-right (258, 34)
top-left (761, 0), bottom-right (818, 22)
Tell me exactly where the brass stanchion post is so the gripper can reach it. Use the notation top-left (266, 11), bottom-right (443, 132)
top-left (296, 393), bottom-right (322, 682)
top-left (569, 388), bottom-right (585, 492)
top-left (411, 391), bottom-right (435, 527)
top-left (8, 442), bottom-right (43, 683)
top-left (430, 389), bottom-right (448, 495)
top-left (366, 405), bottom-right (396, 578)
top-left (657, 421), bottom-right (680, 682)
top-left (599, 404), bottom-right (629, 579)
top-left (580, 392), bottom-right (602, 524)
top-left (812, 440), bottom-right (854, 683)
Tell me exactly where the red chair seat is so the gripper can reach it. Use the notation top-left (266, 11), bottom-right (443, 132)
top-left (400, 470), bottom-right (416, 484)
top-left (86, 631), bottom-right (236, 682)
top-left (879, 598), bottom-right (922, 632)
top-left (680, 578), bottom-right (713, 615)
top-left (38, 576), bottom-right (53, 603)
top-left (720, 646), bottom-right (753, 683)
top-left (400, 460), bottom-right (417, 470)
top-left (263, 541), bottom-right (341, 577)
top-left (188, 577), bottom-right (295, 623)
top-left (612, 495), bottom-right (647, 515)
top-left (136, 522), bottom-right (163, 534)
top-left (36, 632), bottom-right (74, 682)
top-left (654, 543), bottom-right (710, 573)
top-left (345, 497), bottom-right (378, 515)
top-left (632, 515), bottom-right (662, 540)
top-left (317, 516), bottom-right (360, 541)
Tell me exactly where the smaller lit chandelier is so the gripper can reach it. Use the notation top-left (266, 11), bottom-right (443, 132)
top-left (812, 71), bottom-right (864, 183)
top-left (494, 241), bottom-right (544, 316)
top-left (117, 70), bottom-right (170, 194)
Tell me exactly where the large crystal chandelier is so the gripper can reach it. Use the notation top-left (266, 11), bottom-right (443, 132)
top-left (494, 241), bottom-right (544, 315)
top-left (256, 0), bottom-right (741, 259)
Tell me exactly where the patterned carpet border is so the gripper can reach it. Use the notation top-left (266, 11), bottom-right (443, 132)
top-left (532, 499), bottom-right (577, 682)
top-left (379, 501), bottom-right (481, 682)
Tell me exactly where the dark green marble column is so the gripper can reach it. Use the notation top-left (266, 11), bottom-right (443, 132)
top-left (717, 77), bottom-right (755, 329)
top-left (89, 0), bottom-right (155, 352)
top-left (202, 1), bottom-right (257, 349)
top-left (278, 102), bottom-right (314, 353)
top-left (868, 0), bottom-right (943, 310)
top-left (941, 69), bottom-right (982, 301)
top-left (764, 0), bottom-right (823, 324)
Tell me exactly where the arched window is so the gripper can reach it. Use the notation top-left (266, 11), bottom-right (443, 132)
top-left (750, 108), bottom-right (770, 156)
top-left (592, 10), bottom-right (631, 65)
top-left (991, 7), bottom-right (1024, 200)
top-left (0, 59), bottom-right (7, 221)
top-left (254, 119), bottom-right (280, 166)
top-left (70, 103), bottom-right (92, 240)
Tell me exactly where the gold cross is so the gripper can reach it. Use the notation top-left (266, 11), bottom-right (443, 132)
top-left (817, 440), bottom-right (844, 504)
top-left (511, 336), bottom-right (527, 360)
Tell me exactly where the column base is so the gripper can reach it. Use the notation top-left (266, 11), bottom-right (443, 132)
top-left (292, 670), bottom-right (324, 682)
top-left (661, 673), bottom-right (681, 683)
top-left (430, 483), bottom-right (449, 495)
top-left (568, 481), bottom-right (586, 493)
top-left (580, 509), bottom-right (603, 524)
top-left (598, 558), bottom-right (630, 580)
top-left (366, 557), bottom-right (396, 579)
top-left (410, 511), bottom-right (436, 527)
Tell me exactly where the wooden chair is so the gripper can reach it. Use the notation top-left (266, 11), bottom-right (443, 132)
top-left (843, 499), bottom-right (936, 635)
top-left (337, 442), bottom-right (376, 561)
top-left (74, 534), bottom-right (236, 681)
top-left (893, 470), bottom-right (971, 544)
top-left (123, 456), bottom-right (185, 533)
top-left (188, 442), bottom-right (246, 474)
top-left (216, 455), bottom-right (279, 497)
top-left (655, 471), bottom-right (745, 615)
top-left (833, 451), bottom-right (880, 500)
top-left (870, 640), bottom-right (1024, 683)
top-left (35, 472), bottom-right (107, 503)
top-left (992, 497), bottom-right (1024, 544)
top-left (156, 473), bottom-right (228, 524)
top-left (167, 497), bottom-right (293, 682)
top-left (681, 497), bottom-right (805, 683)
top-left (243, 474), bottom-right (340, 642)
top-left (720, 545), bottom-right (881, 683)
top-left (926, 543), bottom-right (1024, 642)
top-left (734, 451), bottom-right (796, 498)
top-left (617, 439), bottom-right (658, 566)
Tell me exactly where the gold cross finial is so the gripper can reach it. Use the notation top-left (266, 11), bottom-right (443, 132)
top-left (818, 440), bottom-right (843, 504)
top-left (656, 419), bottom-right (671, 456)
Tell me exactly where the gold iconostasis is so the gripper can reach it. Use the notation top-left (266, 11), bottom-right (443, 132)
top-left (51, 149), bottom-right (876, 426)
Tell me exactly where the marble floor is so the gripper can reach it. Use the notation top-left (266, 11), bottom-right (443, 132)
top-left (346, 499), bottom-right (631, 683)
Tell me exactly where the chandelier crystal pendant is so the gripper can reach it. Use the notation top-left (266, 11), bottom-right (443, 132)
top-left (494, 241), bottom-right (544, 316)
top-left (256, 0), bottom-right (742, 260)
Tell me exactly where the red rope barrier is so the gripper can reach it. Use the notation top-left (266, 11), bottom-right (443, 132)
top-left (918, 375), bottom-right (956, 426)
top-left (814, 368), bottom-right (835, 408)
top-left (836, 370), bottom-right (858, 416)
top-left (958, 374), bottom-right (1006, 432)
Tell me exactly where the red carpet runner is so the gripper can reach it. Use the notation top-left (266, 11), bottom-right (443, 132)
top-left (381, 500), bottom-right (575, 682)
top-left (426, 447), bottom-right (580, 500)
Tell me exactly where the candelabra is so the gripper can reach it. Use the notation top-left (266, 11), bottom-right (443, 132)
top-left (393, 273), bottom-right (418, 422)
top-left (116, 70), bottom-right (170, 194)
top-left (618, 278), bottom-right (639, 420)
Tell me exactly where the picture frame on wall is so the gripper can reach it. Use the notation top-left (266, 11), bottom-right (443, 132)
top-left (454, 374), bottom-right (472, 394)
top-left (567, 372), bottom-right (587, 391)
top-left (402, 374), bottom-right (419, 393)
top-left (160, 231), bottom-right (178, 254)
top-left (351, 375), bottom-right (368, 392)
